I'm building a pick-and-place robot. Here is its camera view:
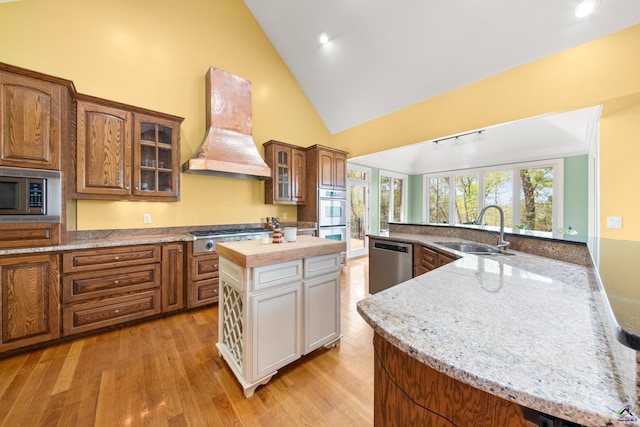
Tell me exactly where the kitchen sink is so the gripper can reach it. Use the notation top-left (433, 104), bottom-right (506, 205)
top-left (434, 242), bottom-right (513, 255)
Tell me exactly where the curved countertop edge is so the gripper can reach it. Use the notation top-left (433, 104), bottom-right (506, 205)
top-left (360, 233), bottom-right (639, 427)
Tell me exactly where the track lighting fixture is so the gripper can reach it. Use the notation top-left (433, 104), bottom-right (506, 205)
top-left (432, 130), bottom-right (485, 145)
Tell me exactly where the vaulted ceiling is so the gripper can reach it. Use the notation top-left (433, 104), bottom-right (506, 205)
top-left (244, 1), bottom-right (640, 172)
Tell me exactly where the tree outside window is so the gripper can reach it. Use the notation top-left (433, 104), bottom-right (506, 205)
top-left (380, 173), bottom-right (407, 231)
top-left (429, 177), bottom-right (450, 224)
top-left (455, 174), bottom-right (478, 224)
top-left (519, 167), bottom-right (553, 231)
top-left (483, 171), bottom-right (513, 227)
top-left (426, 160), bottom-right (559, 234)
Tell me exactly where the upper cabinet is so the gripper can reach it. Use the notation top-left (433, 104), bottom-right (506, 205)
top-left (264, 140), bottom-right (306, 205)
top-left (74, 95), bottom-right (183, 202)
top-left (133, 114), bottom-right (180, 198)
top-left (0, 70), bottom-right (71, 170)
top-left (307, 145), bottom-right (348, 191)
top-left (76, 100), bottom-right (132, 197)
top-left (317, 147), bottom-right (347, 190)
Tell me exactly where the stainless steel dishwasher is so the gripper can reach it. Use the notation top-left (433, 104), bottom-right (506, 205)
top-left (369, 238), bottom-right (413, 294)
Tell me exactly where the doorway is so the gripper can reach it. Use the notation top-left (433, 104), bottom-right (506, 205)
top-left (347, 166), bottom-right (370, 259)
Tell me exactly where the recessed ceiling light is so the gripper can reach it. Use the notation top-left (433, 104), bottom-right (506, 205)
top-left (319, 32), bottom-right (329, 45)
top-left (574, 0), bottom-right (599, 18)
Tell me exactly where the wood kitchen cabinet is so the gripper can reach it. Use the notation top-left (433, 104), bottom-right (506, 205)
top-left (298, 144), bottom-right (348, 223)
top-left (0, 69), bottom-right (72, 170)
top-left (187, 243), bottom-right (220, 308)
top-left (315, 146), bottom-right (347, 190)
top-left (76, 99), bottom-right (133, 198)
top-left (0, 254), bottom-right (60, 353)
top-left (74, 95), bottom-right (183, 202)
top-left (161, 243), bottom-right (185, 313)
top-left (263, 140), bottom-right (306, 205)
top-left (0, 223), bottom-right (60, 249)
top-left (61, 245), bottom-right (163, 335)
top-left (414, 245), bottom-right (459, 276)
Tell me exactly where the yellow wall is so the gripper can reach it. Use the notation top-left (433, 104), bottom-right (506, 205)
top-left (334, 24), bottom-right (640, 158)
top-left (1, 0), bottom-right (639, 235)
top-left (600, 101), bottom-right (640, 240)
top-left (0, 0), bottom-right (331, 229)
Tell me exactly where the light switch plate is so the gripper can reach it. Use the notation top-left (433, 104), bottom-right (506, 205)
top-left (607, 216), bottom-right (622, 229)
top-left (143, 213), bottom-right (152, 224)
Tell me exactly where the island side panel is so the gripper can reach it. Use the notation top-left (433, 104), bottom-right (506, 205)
top-left (373, 333), bottom-right (535, 427)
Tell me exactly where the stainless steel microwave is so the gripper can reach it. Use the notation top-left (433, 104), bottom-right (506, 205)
top-left (0, 166), bottom-right (61, 222)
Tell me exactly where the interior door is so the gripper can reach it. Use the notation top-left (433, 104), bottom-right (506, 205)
top-left (348, 178), bottom-right (369, 259)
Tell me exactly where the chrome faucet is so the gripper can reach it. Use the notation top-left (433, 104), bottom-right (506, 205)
top-left (474, 205), bottom-right (510, 250)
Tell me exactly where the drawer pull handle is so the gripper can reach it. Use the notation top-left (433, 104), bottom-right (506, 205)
top-left (114, 256), bottom-right (120, 260)
top-left (114, 280), bottom-right (119, 284)
top-left (114, 309), bottom-right (120, 314)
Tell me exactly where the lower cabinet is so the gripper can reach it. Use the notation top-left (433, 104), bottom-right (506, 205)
top-left (162, 243), bottom-right (185, 313)
top-left (61, 243), bottom-right (183, 336)
top-left (251, 281), bottom-right (303, 380)
top-left (187, 246), bottom-right (219, 308)
top-left (218, 252), bottom-right (342, 397)
top-left (414, 245), bottom-right (459, 276)
top-left (0, 254), bottom-right (60, 352)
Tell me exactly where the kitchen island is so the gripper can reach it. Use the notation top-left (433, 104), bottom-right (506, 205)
top-left (215, 236), bottom-right (346, 397)
top-left (358, 231), bottom-right (639, 427)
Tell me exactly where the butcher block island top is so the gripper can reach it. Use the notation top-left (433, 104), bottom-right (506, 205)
top-left (215, 235), bottom-right (346, 267)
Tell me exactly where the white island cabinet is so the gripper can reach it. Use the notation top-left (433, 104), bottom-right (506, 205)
top-left (215, 236), bottom-right (345, 398)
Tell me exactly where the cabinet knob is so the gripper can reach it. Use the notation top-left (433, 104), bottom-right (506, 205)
top-left (114, 256), bottom-right (120, 260)
top-left (114, 309), bottom-right (120, 314)
top-left (114, 280), bottom-right (119, 284)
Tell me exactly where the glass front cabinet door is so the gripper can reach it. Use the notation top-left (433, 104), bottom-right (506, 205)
top-left (133, 114), bottom-right (181, 201)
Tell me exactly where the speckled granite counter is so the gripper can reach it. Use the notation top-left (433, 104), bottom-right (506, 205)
top-left (357, 232), bottom-right (639, 426)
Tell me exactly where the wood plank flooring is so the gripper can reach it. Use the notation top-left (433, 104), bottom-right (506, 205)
top-left (0, 257), bottom-right (373, 427)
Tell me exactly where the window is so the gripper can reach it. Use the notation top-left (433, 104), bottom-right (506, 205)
top-left (379, 171), bottom-right (407, 231)
top-left (428, 177), bottom-right (450, 224)
top-left (455, 174), bottom-right (478, 225)
top-left (483, 170), bottom-right (513, 227)
top-left (425, 160), bottom-right (562, 234)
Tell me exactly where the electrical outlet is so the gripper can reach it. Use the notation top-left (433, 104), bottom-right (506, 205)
top-left (143, 213), bottom-right (152, 224)
top-left (607, 216), bottom-right (622, 229)
top-left (282, 212), bottom-right (288, 219)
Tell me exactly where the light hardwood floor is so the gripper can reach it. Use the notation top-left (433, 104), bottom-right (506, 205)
top-left (0, 257), bottom-right (373, 427)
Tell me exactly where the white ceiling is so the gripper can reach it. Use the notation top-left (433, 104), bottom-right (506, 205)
top-left (349, 106), bottom-right (599, 174)
top-left (244, 0), bottom-right (640, 173)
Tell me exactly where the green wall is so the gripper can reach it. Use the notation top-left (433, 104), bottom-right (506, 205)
top-left (563, 155), bottom-right (589, 242)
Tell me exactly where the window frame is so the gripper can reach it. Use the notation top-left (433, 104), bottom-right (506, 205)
top-left (423, 159), bottom-right (564, 234)
top-left (379, 170), bottom-right (408, 231)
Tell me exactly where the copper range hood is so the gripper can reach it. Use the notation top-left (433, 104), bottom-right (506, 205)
top-left (182, 67), bottom-right (271, 180)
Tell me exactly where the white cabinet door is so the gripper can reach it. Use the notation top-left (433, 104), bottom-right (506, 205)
top-left (303, 272), bottom-right (341, 355)
top-left (251, 283), bottom-right (302, 381)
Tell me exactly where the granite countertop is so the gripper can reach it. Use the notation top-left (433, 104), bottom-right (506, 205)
top-left (358, 232), bottom-right (639, 427)
top-left (216, 235), bottom-right (346, 268)
top-left (0, 233), bottom-right (194, 256)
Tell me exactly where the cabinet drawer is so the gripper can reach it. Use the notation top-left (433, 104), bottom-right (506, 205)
top-left (0, 223), bottom-right (60, 249)
top-left (188, 277), bottom-right (219, 308)
top-left (63, 245), bottom-right (160, 273)
top-left (304, 253), bottom-right (341, 279)
top-left (62, 289), bottom-right (161, 336)
top-left (421, 246), bottom-right (437, 271)
top-left (190, 252), bottom-right (219, 281)
top-left (62, 264), bottom-right (160, 304)
top-left (253, 260), bottom-right (303, 292)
